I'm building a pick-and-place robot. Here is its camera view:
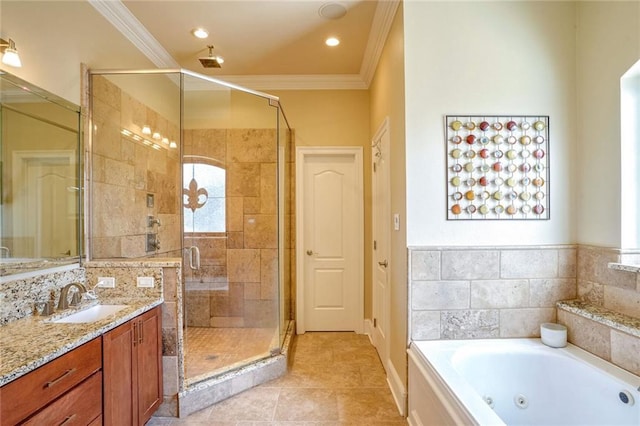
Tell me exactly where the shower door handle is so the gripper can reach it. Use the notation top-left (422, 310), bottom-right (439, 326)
top-left (188, 246), bottom-right (201, 270)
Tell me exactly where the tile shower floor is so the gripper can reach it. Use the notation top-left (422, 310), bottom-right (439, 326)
top-left (185, 327), bottom-right (276, 380)
top-left (151, 332), bottom-right (407, 425)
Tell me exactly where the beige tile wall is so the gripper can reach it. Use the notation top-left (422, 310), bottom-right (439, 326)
top-left (182, 128), bottom-right (281, 329)
top-left (554, 245), bottom-right (640, 376)
top-left (90, 75), bottom-right (181, 259)
top-left (576, 245), bottom-right (640, 318)
top-left (409, 245), bottom-right (577, 340)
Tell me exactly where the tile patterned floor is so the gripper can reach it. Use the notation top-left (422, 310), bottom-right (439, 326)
top-left (150, 332), bottom-right (407, 425)
top-left (185, 327), bottom-right (276, 380)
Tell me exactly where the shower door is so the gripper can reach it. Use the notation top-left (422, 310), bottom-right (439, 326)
top-left (181, 73), bottom-right (282, 382)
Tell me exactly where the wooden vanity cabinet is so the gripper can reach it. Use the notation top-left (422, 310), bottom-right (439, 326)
top-left (0, 337), bottom-right (102, 425)
top-left (103, 306), bottom-right (162, 426)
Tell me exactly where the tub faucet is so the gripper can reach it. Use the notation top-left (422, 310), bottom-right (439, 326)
top-left (0, 247), bottom-right (10, 258)
top-left (57, 282), bottom-right (88, 310)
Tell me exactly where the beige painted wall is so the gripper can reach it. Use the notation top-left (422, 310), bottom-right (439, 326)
top-left (404, 1), bottom-right (577, 246)
top-left (575, 1), bottom-right (640, 247)
top-left (271, 89), bottom-right (373, 317)
top-left (369, 5), bottom-right (407, 390)
top-left (0, 1), bottom-right (155, 104)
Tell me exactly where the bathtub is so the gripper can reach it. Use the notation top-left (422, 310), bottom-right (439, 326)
top-left (408, 339), bottom-right (640, 426)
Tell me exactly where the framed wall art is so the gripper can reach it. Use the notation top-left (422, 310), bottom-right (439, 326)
top-left (445, 115), bottom-right (550, 220)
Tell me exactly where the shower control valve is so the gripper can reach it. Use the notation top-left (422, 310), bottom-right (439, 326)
top-left (146, 233), bottom-right (160, 252)
top-left (147, 215), bottom-right (161, 227)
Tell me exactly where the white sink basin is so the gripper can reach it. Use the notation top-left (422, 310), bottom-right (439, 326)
top-left (50, 305), bottom-right (127, 323)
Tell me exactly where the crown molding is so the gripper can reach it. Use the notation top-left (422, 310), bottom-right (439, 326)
top-left (88, 0), bottom-right (179, 68)
top-left (360, 0), bottom-right (400, 87)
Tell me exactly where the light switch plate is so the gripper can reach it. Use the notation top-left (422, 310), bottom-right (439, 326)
top-left (97, 277), bottom-right (115, 288)
top-left (137, 276), bottom-right (155, 288)
top-left (393, 213), bottom-right (400, 231)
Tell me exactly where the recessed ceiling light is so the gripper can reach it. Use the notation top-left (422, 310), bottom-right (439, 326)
top-left (325, 37), bottom-right (340, 47)
top-left (192, 28), bottom-right (209, 39)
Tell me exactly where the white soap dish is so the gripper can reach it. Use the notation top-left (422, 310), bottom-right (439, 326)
top-left (541, 323), bottom-right (567, 348)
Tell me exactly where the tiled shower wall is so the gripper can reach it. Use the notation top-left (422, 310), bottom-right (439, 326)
top-left (183, 128), bottom-right (279, 329)
top-left (574, 245), bottom-right (640, 318)
top-left (91, 76), bottom-right (288, 330)
top-left (408, 245), bottom-right (577, 340)
top-left (90, 75), bottom-right (181, 259)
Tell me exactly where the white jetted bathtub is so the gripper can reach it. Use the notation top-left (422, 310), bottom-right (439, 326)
top-left (408, 339), bottom-right (640, 426)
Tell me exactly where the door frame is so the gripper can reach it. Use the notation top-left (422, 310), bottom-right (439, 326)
top-left (295, 146), bottom-right (364, 334)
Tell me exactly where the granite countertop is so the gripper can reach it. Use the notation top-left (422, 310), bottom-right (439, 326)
top-left (0, 297), bottom-right (162, 387)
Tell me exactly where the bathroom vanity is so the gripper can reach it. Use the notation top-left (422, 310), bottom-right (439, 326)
top-left (1, 338), bottom-right (102, 425)
top-left (0, 301), bottom-right (162, 425)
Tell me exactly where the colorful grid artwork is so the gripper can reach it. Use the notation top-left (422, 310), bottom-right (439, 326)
top-left (446, 115), bottom-right (550, 220)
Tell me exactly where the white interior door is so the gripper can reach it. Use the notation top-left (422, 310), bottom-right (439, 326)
top-left (13, 151), bottom-right (77, 258)
top-left (297, 147), bottom-right (363, 333)
top-left (372, 118), bottom-right (391, 371)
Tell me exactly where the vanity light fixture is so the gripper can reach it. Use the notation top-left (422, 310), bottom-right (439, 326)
top-left (325, 37), bottom-right (340, 47)
top-left (169, 141), bottom-right (177, 149)
top-left (152, 131), bottom-right (161, 140)
top-left (142, 125), bottom-right (151, 135)
top-left (192, 28), bottom-right (209, 39)
top-left (0, 38), bottom-right (22, 68)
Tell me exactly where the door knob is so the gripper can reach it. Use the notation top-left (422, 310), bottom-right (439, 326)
top-left (378, 259), bottom-right (388, 268)
top-left (306, 250), bottom-right (314, 256)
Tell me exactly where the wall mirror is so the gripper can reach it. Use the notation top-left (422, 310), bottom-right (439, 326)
top-left (0, 71), bottom-right (82, 279)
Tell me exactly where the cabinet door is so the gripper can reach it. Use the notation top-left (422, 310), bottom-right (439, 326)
top-left (137, 306), bottom-right (163, 425)
top-left (103, 319), bottom-right (136, 426)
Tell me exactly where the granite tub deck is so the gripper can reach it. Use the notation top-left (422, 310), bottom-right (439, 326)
top-left (0, 296), bottom-right (162, 386)
top-left (557, 299), bottom-right (640, 377)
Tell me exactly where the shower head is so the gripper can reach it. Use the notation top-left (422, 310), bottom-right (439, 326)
top-left (199, 57), bottom-right (221, 68)
top-left (199, 45), bottom-right (223, 68)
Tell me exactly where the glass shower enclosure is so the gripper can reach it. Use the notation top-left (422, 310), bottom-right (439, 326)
top-left (89, 69), bottom-right (292, 386)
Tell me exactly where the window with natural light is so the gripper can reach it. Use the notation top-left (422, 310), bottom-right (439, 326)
top-left (620, 59), bottom-right (640, 248)
top-left (183, 162), bottom-right (226, 233)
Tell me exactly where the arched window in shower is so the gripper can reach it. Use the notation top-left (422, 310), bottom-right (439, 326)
top-left (183, 160), bottom-right (225, 233)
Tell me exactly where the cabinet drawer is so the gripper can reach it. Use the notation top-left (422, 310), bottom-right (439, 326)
top-left (22, 371), bottom-right (102, 426)
top-left (0, 338), bottom-right (101, 425)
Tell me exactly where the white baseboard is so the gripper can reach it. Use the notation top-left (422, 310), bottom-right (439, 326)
top-left (407, 410), bottom-right (424, 426)
top-left (363, 318), bottom-right (374, 343)
top-left (363, 318), bottom-right (406, 417)
top-left (386, 358), bottom-right (407, 417)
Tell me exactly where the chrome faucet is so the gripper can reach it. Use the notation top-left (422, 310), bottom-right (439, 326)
top-left (0, 246), bottom-right (10, 258)
top-left (57, 282), bottom-right (88, 310)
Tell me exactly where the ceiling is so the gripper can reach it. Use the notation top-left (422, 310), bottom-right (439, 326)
top-left (91, 0), bottom-right (399, 89)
